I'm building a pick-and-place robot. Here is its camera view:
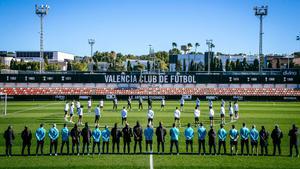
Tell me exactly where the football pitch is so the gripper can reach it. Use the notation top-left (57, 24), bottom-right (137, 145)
top-left (0, 100), bottom-right (299, 169)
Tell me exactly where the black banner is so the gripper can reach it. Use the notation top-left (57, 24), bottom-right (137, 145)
top-left (0, 70), bottom-right (299, 84)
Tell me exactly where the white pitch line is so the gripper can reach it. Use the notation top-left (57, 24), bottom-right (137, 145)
top-left (149, 152), bottom-right (154, 169)
top-left (1, 102), bottom-right (63, 117)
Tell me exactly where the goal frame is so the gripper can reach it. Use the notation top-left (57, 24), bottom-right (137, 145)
top-left (0, 93), bottom-right (7, 116)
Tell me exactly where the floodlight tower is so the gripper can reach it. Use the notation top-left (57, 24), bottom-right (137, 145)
top-left (206, 39), bottom-right (215, 74)
top-left (254, 5), bottom-right (268, 72)
top-left (35, 4), bottom-right (50, 73)
top-left (88, 39), bottom-right (95, 58)
top-left (149, 44), bottom-right (155, 71)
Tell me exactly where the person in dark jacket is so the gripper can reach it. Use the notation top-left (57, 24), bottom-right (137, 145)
top-left (111, 123), bottom-right (122, 153)
top-left (148, 98), bottom-right (152, 109)
top-left (208, 126), bottom-right (216, 155)
top-left (81, 122), bottom-right (92, 155)
top-left (4, 125), bottom-right (15, 157)
top-left (133, 121), bottom-right (143, 154)
top-left (271, 124), bottom-right (283, 156)
top-left (21, 126), bottom-right (32, 156)
top-left (259, 126), bottom-right (269, 156)
top-left (155, 121), bottom-right (167, 154)
top-left (288, 124), bottom-right (299, 157)
top-left (71, 123), bottom-right (81, 155)
top-left (122, 123), bottom-right (133, 154)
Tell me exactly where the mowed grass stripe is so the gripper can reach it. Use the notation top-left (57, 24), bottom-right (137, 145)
top-left (0, 100), bottom-right (299, 169)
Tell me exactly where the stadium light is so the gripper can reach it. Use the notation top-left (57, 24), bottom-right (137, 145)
top-left (88, 39), bottom-right (95, 57)
top-left (35, 4), bottom-right (50, 73)
top-left (88, 39), bottom-right (95, 73)
top-left (253, 5), bottom-right (268, 72)
top-left (206, 39), bottom-right (215, 74)
top-left (149, 44), bottom-right (155, 72)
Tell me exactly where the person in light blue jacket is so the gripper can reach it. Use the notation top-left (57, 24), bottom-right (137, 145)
top-left (229, 125), bottom-right (239, 155)
top-left (250, 125), bottom-right (259, 156)
top-left (218, 124), bottom-right (227, 155)
top-left (144, 124), bottom-right (154, 152)
top-left (184, 123), bottom-right (194, 153)
top-left (35, 123), bottom-right (46, 155)
top-left (197, 123), bottom-right (206, 155)
top-left (170, 123), bottom-right (180, 155)
top-left (92, 124), bottom-right (101, 155)
top-left (240, 123), bottom-right (250, 155)
top-left (49, 123), bottom-right (59, 156)
top-left (102, 125), bottom-right (111, 154)
top-left (60, 123), bottom-right (70, 155)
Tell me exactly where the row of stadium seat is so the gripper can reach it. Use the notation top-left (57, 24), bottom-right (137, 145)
top-left (1, 87), bottom-right (300, 96)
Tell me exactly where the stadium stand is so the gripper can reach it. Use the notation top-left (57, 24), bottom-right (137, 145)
top-left (1, 87), bottom-right (300, 96)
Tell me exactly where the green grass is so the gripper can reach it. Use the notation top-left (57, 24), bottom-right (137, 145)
top-left (0, 100), bottom-right (300, 169)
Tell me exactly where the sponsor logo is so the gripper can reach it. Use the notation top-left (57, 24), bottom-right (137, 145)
top-left (282, 70), bottom-right (297, 76)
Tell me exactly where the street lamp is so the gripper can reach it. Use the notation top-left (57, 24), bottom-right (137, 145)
top-left (35, 4), bottom-right (50, 73)
top-left (206, 39), bottom-right (215, 73)
top-left (254, 5), bottom-right (268, 72)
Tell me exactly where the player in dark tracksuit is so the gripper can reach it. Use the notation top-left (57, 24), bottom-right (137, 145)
top-left (138, 97), bottom-right (143, 111)
top-left (133, 121), bottom-right (143, 154)
top-left (81, 122), bottom-right (92, 155)
top-left (127, 97), bottom-right (132, 110)
top-left (156, 122), bottom-right (167, 154)
top-left (122, 123), bottom-right (133, 154)
top-left (208, 126), bottom-right (216, 155)
top-left (71, 124), bottom-right (81, 155)
top-left (148, 98), bottom-right (152, 109)
top-left (21, 126), bottom-right (32, 156)
top-left (288, 124), bottom-right (299, 157)
top-left (111, 123), bottom-right (122, 153)
top-left (259, 126), bottom-right (269, 156)
top-left (271, 125), bottom-right (283, 156)
top-left (4, 125), bottom-right (15, 156)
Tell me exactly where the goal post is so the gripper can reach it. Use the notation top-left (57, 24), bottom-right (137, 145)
top-left (0, 93), bottom-right (7, 116)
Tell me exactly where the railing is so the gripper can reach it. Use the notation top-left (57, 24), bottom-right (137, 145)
top-left (1, 68), bottom-right (299, 76)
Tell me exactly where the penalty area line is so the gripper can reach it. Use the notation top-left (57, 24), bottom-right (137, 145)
top-left (1, 101), bottom-right (63, 117)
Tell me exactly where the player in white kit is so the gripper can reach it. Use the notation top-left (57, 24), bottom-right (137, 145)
top-left (194, 106), bottom-right (200, 126)
top-left (234, 101), bottom-right (239, 119)
top-left (64, 101), bottom-right (69, 121)
top-left (69, 102), bottom-right (75, 123)
top-left (88, 98), bottom-right (92, 113)
top-left (174, 107), bottom-right (181, 127)
top-left (220, 104), bottom-right (225, 125)
top-left (77, 105), bottom-right (84, 125)
top-left (209, 106), bottom-right (215, 127)
top-left (180, 97), bottom-right (185, 112)
top-left (228, 102), bottom-right (234, 122)
top-left (147, 107), bottom-right (154, 125)
top-left (160, 98), bottom-right (165, 111)
top-left (99, 99), bottom-right (104, 111)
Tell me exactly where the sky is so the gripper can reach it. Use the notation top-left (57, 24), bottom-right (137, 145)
top-left (0, 0), bottom-right (300, 56)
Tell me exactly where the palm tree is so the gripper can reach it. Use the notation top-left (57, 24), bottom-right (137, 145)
top-left (172, 42), bottom-right (177, 49)
top-left (181, 45), bottom-right (188, 54)
top-left (187, 43), bottom-right (193, 53)
top-left (195, 43), bottom-right (200, 53)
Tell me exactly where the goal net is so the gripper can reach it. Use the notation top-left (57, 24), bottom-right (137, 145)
top-left (0, 93), bottom-right (7, 116)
